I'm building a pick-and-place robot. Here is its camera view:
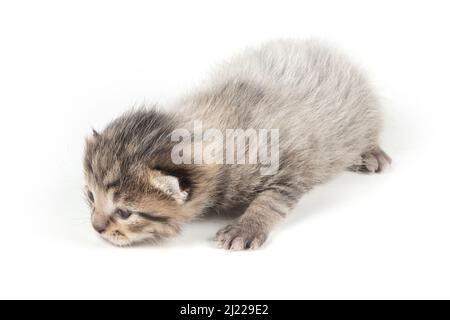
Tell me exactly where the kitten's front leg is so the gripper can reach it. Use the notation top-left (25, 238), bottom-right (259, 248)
top-left (215, 189), bottom-right (300, 250)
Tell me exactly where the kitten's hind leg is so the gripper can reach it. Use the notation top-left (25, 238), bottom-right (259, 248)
top-left (215, 189), bottom-right (299, 250)
top-left (348, 146), bottom-right (392, 174)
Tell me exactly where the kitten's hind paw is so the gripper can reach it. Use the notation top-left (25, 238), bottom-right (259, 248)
top-left (214, 223), bottom-right (267, 251)
top-left (348, 147), bottom-right (392, 174)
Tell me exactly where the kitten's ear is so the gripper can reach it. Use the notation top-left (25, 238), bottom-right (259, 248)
top-left (149, 171), bottom-right (188, 204)
top-left (92, 129), bottom-right (100, 138)
top-left (86, 128), bottom-right (100, 144)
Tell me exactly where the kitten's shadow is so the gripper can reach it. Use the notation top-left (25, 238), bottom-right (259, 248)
top-left (154, 175), bottom-right (366, 248)
top-left (277, 172), bottom-right (373, 232)
top-left (157, 204), bottom-right (248, 248)
top-left (137, 169), bottom-right (393, 249)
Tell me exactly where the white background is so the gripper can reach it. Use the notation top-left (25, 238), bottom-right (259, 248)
top-left (0, 0), bottom-right (449, 299)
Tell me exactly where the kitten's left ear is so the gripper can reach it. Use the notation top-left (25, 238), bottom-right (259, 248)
top-left (149, 171), bottom-right (189, 204)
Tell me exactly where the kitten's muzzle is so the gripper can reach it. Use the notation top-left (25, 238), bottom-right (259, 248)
top-left (93, 224), bottom-right (107, 234)
top-left (92, 212), bottom-right (110, 234)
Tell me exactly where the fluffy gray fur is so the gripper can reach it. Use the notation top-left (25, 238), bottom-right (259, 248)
top-left (84, 39), bottom-right (391, 250)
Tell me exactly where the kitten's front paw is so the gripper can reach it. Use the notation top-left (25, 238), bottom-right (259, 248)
top-left (215, 223), bottom-right (267, 250)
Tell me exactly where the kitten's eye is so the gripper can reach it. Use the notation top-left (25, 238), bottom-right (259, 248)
top-left (87, 190), bottom-right (94, 203)
top-left (116, 209), bottom-right (132, 220)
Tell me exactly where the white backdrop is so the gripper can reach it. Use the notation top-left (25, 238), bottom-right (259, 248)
top-left (0, 0), bottom-right (449, 299)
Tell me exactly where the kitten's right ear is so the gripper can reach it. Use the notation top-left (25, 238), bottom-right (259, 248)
top-left (92, 129), bottom-right (100, 138)
top-left (86, 128), bottom-right (100, 144)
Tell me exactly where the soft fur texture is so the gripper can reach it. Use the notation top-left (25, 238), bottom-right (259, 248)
top-left (84, 39), bottom-right (391, 249)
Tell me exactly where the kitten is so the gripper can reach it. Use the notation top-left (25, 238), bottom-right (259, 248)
top-left (84, 39), bottom-right (391, 250)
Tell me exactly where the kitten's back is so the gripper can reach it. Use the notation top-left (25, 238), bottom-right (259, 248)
top-left (181, 39), bottom-right (385, 188)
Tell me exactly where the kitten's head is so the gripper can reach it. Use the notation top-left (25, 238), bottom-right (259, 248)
top-left (83, 110), bottom-right (194, 246)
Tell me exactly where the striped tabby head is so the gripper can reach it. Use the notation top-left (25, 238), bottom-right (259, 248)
top-left (83, 110), bottom-right (192, 246)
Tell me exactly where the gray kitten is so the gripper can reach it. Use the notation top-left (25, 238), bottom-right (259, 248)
top-left (84, 39), bottom-right (391, 250)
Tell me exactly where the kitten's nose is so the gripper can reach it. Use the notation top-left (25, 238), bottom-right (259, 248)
top-left (92, 213), bottom-right (110, 234)
top-left (93, 224), bottom-right (107, 234)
